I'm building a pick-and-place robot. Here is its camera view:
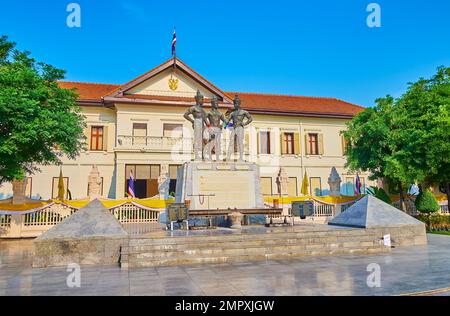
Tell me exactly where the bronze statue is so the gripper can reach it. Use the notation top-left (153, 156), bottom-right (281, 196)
top-left (203, 96), bottom-right (228, 161)
top-left (226, 95), bottom-right (253, 161)
top-left (184, 90), bottom-right (207, 160)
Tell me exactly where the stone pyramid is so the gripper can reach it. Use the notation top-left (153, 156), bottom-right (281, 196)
top-left (37, 199), bottom-right (127, 240)
top-left (328, 195), bottom-right (424, 228)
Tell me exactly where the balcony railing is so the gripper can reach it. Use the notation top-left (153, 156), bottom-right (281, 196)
top-left (117, 136), bottom-right (193, 153)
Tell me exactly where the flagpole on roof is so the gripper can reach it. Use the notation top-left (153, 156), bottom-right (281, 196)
top-left (172, 27), bottom-right (177, 71)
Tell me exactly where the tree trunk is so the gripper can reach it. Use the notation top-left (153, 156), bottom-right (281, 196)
top-left (398, 184), bottom-right (406, 212)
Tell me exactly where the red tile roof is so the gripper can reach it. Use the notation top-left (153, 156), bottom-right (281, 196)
top-left (234, 92), bottom-right (363, 117)
top-left (58, 81), bottom-right (364, 118)
top-left (58, 81), bottom-right (120, 100)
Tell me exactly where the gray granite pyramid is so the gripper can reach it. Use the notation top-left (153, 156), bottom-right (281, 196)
top-left (34, 199), bottom-right (128, 268)
top-left (328, 195), bottom-right (424, 228)
top-left (37, 199), bottom-right (127, 240)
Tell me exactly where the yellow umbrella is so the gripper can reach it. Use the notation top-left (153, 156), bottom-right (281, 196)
top-left (301, 171), bottom-right (309, 196)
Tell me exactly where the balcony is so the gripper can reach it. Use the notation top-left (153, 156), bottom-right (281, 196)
top-left (116, 135), bottom-right (193, 153)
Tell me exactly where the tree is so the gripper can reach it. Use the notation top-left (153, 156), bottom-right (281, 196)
top-left (0, 35), bottom-right (85, 184)
top-left (343, 67), bottom-right (450, 209)
top-left (342, 96), bottom-right (411, 209)
top-left (392, 67), bottom-right (450, 203)
top-left (415, 189), bottom-right (440, 230)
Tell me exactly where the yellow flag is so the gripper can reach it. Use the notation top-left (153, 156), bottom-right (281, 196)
top-left (301, 171), bottom-right (309, 196)
top-left (58, 168), bottom-right (65, 201)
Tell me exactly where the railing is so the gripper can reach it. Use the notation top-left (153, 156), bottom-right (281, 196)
top-left (110, 203), bottom-right (159, 224)
top-left (116, 136), bottom-right (193, 153)
top-left (1, 202), bottom-right (161, 238)
top-left (440, 203), bottom-right (449, 214)
top-left (0, 215), bottom-right (11, 228)
top-left (23, 204), bottom-right (76, 227)
top-left (313, 200), bottom-right (335, 217)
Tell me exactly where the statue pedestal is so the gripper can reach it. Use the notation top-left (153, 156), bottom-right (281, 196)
top-left (229, 212), bottom-right (244, 229)
top-left (175, 161), bottom-right (264, 211)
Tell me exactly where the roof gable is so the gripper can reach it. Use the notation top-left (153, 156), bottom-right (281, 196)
top-left (106, 58), bottom-right (233, 104)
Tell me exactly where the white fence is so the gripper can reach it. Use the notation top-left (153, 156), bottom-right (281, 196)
top-left (312, 200), bottom-right (335, 217)
top-left (110, 203), bottom-right (159, 224)
top-left (0, 202), bottom-right (160, 239)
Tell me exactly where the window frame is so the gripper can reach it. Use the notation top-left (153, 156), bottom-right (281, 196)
top-left (132, 123), bottom-right (148, 146)
top-left (163, 123), bottom-right (184, 138)
top-left (308, 133), bottom-right (319, 155)
top-left (90, 126), bottom-right (104, 151)
top-left (309, 177), bottom-right (322, 196)
top-left (284, 132), bottom-right (295, 155)
top-left (259, 131), bottom-right (271, 154)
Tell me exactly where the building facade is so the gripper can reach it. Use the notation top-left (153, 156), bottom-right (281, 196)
top-left (0, 58), bottom-right (373, 201)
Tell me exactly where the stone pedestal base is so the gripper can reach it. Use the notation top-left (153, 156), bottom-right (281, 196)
top-left (229, 212), bottom-right (244, 229)
top-left (175, 161), bottom-right (264, 210)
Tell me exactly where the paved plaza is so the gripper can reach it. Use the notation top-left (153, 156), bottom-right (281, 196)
top-left (0, 234), bottom-right (449, 296)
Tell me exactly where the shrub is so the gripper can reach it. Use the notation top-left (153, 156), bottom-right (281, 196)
top-left (417, 214), bottom-right (450, 231)
top-left (415, 190), bottom-right (440, 230)
top-left (415, 190), bottom-right (440, 213)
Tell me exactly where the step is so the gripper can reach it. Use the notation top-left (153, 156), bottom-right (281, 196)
top-left (127, 246), bottom-right (390, 268)
top-left (127, 240), bottom-right (383, 260)
top-left (127, 229), bottom-right (377, 247)
top-left (121, 228), bottom-right (391, 269)
top-left (125, 235), bottom-right (381, 253)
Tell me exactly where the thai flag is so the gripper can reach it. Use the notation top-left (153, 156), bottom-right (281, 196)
top-left (354, 174), bottom-right (362, 195)
top-left (172, 28), bottom-right (177, 56)
top-left (128, 170), bottom-right (135, 198)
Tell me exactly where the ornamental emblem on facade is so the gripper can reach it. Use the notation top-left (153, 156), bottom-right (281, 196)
top-left (168, 78), bottom-right (179, 91)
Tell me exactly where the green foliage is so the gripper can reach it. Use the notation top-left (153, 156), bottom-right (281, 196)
top-left (392, 67), bottom-right (450, 188)
top-left (342, 66), bottom-right (450, 199)
top-left (342, 96), bottom-right (395, 182)
top-left (415, 190), bottom-right (440, 214)
top-left (416, 213), bottom-right (450, 231)
top-left (0, 35), bottom-right (85, 183)
top-left (366, 186), bottom-right (392, 204)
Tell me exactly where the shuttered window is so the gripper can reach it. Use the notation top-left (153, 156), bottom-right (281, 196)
top-left (284, 133), bottom-right (294, 154)
top-left (90, 126), bottom-right (104, 151)
top-left (305, 133), bottom-right (324, 155)
top-left (281, 132), bottom-right (300, 155)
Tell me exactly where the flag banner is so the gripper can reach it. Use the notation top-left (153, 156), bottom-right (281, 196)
top-left (128, 170), bottom-right (136, 198)
top-left (172, 29), bottom-right (177, 56)
top-left (355, 174), bottom-right (362, 195)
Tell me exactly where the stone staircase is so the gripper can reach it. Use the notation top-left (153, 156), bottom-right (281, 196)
top-left (120, 228), bottom-right (390, 269)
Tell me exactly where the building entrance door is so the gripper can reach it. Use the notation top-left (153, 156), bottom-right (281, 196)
top-left (125, 164), bottom-right (160, 198)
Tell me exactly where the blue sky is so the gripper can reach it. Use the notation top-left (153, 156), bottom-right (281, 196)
top-left (1, 0), bottom-right (449, 107)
